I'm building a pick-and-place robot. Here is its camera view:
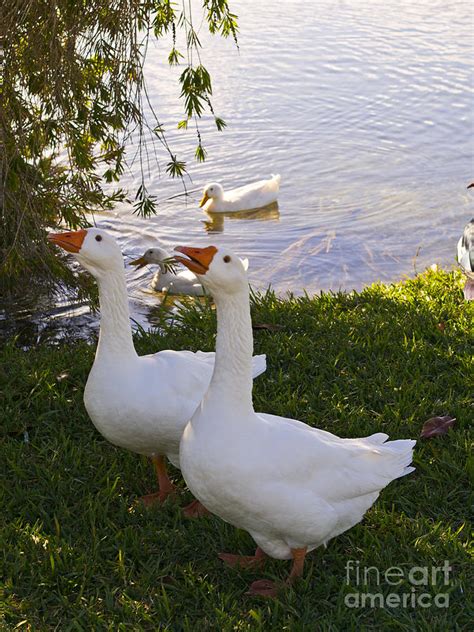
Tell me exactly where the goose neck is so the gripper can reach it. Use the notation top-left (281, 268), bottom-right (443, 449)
top-left (96, 269), bottom-right (136, 358)
top-left (209, 287), bottom-right (254, 410)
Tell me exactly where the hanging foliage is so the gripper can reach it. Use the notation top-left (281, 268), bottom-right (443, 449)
top-left (0, 0), bottom-right (237, 295)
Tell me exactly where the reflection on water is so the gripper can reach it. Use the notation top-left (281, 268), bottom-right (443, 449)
top-left (203, 202), bottom-right (280, 233)
top-left (0, 291), bottom-right (97, 347)
top-left (2, 0), bottom-right (473, 340)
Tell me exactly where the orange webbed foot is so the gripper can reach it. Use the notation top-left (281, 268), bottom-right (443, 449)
top-left (218, 548), bottom-right (266, 569)
top-left (245, 547), bottom-right (306, 597)
top-left (182, 499), bottom-right (211, 518)
top-left (142, 455), bottom-right (178, 506)
top-left (246, 579), bottom-right (280, 598)
top-left (139, 486), bottom-right (177, 507)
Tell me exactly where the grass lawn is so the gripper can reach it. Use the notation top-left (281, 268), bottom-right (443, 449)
top-left (1, 268), bottom-right (472, 630)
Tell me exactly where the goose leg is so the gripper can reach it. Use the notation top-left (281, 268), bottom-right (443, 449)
top-left (246, 547), bottom-right (307, 598)
top-left (219, 547), bottom-right (267, 569)
top-left (140, 455), bottom-right (177, 506)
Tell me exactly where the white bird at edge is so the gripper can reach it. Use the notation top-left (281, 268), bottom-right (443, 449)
top-left (47, 229), bottom-right (266, 517)
top-left (130, 246), bottom-right (206, 296)
top-left (174, 244), bottom-right (416, 596)
top-left (459, 183), bottom-right (474, 300)
top-left (457, 218), bottom-right (474, 300)
top-left (199, 174), bottom-right (281, 213)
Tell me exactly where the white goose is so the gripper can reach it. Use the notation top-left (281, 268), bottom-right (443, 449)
top-left (199, 174), bottom-right (280, 213)
top-left (457, 218), bottom-right (474, 300)
top-left (130, 246), bottom-right (206, 296)
top-left (175, 245), bottom-right (416, 596)
top-left (48, 229), bottom-right (266, 516)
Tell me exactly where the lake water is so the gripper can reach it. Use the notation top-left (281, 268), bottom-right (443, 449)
top-left (3, 0), bottom-right (473, 338)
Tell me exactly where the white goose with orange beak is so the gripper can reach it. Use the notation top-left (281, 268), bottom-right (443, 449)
top-left (175, 244), bottom-right (416, 597)
top-left (48, 228), bottom-right (266, 515)
top-left (130, 246), bottom-right (206, 296)
top-left (199, 174), bottom-right (280, 213)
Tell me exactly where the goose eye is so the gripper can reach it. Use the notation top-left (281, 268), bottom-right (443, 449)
top-left (223, 255), bottom-right (231, 263)
top-left (95, 235), bottom-right (102, 242)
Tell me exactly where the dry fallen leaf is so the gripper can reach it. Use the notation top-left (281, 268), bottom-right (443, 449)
top-left (420, 415), bottom-right (456, 439)
top-left (252, 323), bottom-right (284, 332)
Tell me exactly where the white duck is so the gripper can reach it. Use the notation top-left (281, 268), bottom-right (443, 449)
top-left (199, 174), bottom-right (280, 213)
top-left (457, 218), bottom-right (474, 300)
top-left (130, 246), bottom-right (206, 296)
top-left (175, 245), bottom-right (416, 596)
top-left (48, 229), bottom-right (266, 516)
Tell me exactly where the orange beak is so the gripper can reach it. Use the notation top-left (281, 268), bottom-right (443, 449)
top-left (174, 245), bottom-right (217, 275)
top-left (48, 229), bottom-right (88, 253)
top-left (199, 192), bottom-right (210, 208)
top-left (129, 255), bottom-right (148, 269)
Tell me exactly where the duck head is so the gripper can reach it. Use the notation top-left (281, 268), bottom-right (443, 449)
top-left (48, 228), bottom-right (124, 279)
top-left (174, 245), bottom-right (248, 294)
top-left (129, 246), bottom-right (170, 273)
top-left (199, 183), bottom-right (224, 207)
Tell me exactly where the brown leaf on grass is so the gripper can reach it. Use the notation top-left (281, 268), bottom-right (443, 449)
top-left (420, 415), bottom-right (456, 438)
top-left (252, 323), bottom-right (284, 332)
top-left (436, 322), bottom-right (446, 332)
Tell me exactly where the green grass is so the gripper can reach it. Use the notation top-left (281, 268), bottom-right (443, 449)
top-left (1, 268), bottom-right (472, 630)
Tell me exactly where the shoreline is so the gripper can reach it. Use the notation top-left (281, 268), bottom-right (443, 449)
top-left (0, 262), bottom-right (461, 348)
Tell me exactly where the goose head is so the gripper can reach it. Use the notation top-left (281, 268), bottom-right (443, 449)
top-left (129, 246), bottom-right (170, 273)
top-left (199, 183), bottom-right (224, 208)
top-left (175, 245), bottom-right (248, 294)
top-left (48, 228), bottom-right (124, 279)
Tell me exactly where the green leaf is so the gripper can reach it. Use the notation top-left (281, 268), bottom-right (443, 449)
top-left (214, 117), bottom-right (227, 131)
top-left (168, 48), bottom-right (183, 66)
top-left (133, 184), bottom-right (157, 217)
top-left (166, 157), bottom-right (187, 178)
top-left (195, 144), bottom-right (207, 162)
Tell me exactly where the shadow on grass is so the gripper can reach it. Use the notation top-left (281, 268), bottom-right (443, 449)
top-left (1, 268), bottom-right (472, 629)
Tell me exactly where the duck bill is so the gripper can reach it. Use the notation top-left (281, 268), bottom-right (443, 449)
top-left (129, 255), bottom-right (148, 269)
top-left (48, 229), bottom-right (87, 253)
top-left (199, 193), bottom-right (210, 208)
top-left (174, 245), bottom-right (217, 275)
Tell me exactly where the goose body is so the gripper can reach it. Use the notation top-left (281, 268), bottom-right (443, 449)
top-left (457, 218), bottom-right (474, 300)
top-left (175, 245), bottom-right (415, 594)
top-left (182, 409), bottom-right (414, 558)
top-left (84, 347), bottom-right (216, 464)
top-left (199, 174), bottom-right (280, 213)
top-left (48, 230), bottom-right (266, 508)
top-left (131, 246), bottom-right (205, 296)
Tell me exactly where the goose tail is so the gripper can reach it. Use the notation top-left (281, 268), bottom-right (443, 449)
top-left (271, 174), bottom-right (281, 185)
top-left (383, 439), bottom-right (416, 480)
top-left (365, 432), bottom-right (389, 444)
top-left (251, 354), bottom-right (267, 379)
